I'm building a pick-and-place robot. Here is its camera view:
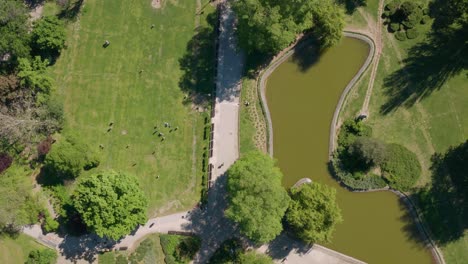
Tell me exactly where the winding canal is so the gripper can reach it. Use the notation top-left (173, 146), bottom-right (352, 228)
top-left (265, 37), bottom-right (433, 264)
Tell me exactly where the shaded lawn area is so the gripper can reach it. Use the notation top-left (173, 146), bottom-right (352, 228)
top-left (0, 234), bottom-right (50, 264)
top-left (51, 0), bottom-right (215, 216)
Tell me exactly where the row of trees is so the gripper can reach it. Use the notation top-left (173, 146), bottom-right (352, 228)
top-left (233, 0), bottom-right (345, 55)
top-left (226, 151), bottom-right (342, 245)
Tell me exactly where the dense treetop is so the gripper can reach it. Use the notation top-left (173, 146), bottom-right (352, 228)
top-left (0, 0), bottom-right (30, 69)
top-left (73, 171), bottom-right (148, 240)
top-left (286, 182), bottom-right (342, 244)
top-left (45, 134), bottom-right (100, 179)
top-left (226, 151), bottom-right (290, 244)
top-left (233, 0), bottom-right (345, 54)
top-left (32, 15), bottom-right (66, 57)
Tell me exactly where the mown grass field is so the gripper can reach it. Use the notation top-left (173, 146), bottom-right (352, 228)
top-left (340, 0), bottom-right (468, 262)
top-left (52, 0), bottom-right (215, 216)
top-left (0, 234), bottom-right (50, 263)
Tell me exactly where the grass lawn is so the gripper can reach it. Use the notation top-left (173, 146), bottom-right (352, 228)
top-left (340, 0), bottom-right (468, 262)
top-left (51, 0), bottom-right (215, 216)
top-left (0, 234), bottom-right (51, 264)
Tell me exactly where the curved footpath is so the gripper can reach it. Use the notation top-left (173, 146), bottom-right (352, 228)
top-left (257, 32), bottom-right (445, 264)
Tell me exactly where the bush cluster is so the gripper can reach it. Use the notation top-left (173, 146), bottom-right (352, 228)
top-left (0, 153), bottom-right (13, 174)
top-left (383, 0), bottom-right (428, 41)
top-left (333, 118), bottom-right (421, 191)
top-left (160, 235), bottom-right (201, 264)
top-left (406, 28), bottom-right (419, 39)
top-left (381, 144), bottom-right (421, 191)
top-left (330, 157), bottom-right (388, 190)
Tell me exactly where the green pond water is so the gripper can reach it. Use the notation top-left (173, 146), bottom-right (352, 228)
top-left (266, 37), bottom-right (434, 264)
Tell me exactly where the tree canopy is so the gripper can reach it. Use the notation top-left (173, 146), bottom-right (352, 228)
top-left (233, 0), bottom-right (345, 54)
top-left (349, 137), bottom-right (387, 168)
top-left (17, 56), bottom-right (53, 104)
top-left (45, 134), bottom-right (100, 179)
top-left (285, 182), bottom-right (342, 244)
top-left (31, 16), bottom-right (66, 57)
top-left (73, 171), bottom-right (148, 240)
top-left (226, 151), bottom-right (290, 244)
top-left (0, 0), bottom-right (30, 69)
top-left (25, 249), bottom-right (57, 264)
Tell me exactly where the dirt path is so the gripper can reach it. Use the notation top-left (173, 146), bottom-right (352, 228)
top-left (359, 0), bottom-right (385, 117)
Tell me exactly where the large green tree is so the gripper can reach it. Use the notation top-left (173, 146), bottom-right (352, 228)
top-left (73, 171), bottom-right (148, 240)
top-left (31, 16), bottom-right (66, 56)
top-left (0, 0), bottom-right (30, 68)
top-left (286, 182), bottom-right (342, 244)
top-left (45, 134), bottom-right (100, 179)
top-left (233, 0), bottom-right (345, 54)
top-left (226, 151), bottom-right (290, 244)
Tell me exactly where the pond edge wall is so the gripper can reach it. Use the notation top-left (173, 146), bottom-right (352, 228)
top-left (256, 32), bottom-right (446, 264)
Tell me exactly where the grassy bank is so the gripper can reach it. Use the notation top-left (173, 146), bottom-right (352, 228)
top-left (51, 0), bottom-right (216, 216)
top-left (0, 234), bottom-right (51, 264)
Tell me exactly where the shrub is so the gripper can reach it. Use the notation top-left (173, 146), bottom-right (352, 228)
top-left (0, 153), bottom-right (13, 174)
top-left (406, 28), bottom-right (419, 39)
top-left (389, 22), bottom-right (401, 32)
top-left (402, 19), bottom-right (417, 29)
top-left (421, 15), bottom-right (430, 24)
top-left (337, 119), bottom-right (372, 153)
top-left (329, 157), bottom-right (388, 190)
top-left (43, 214), bottom-right (59, 233)
top-left (37, 136), bottom-right (54, 159)
top-left (381, 144), bottom-right (421, 191)
top-left (385, 2), bottom-right (400, 15)
top-left (400, 1), bottom-right (417, 17)
top-left (25, 249), bottom-right (57, 264)
top-left (349, 137), bottom-right (388, 168)
top-left (208, 239), bottom-right (243, 263)
top-left (160, 235), bottom-right (201, 264)
top-left (395, 31), bottom-right (407, 41)
top-left (45, 134), bottom-right (100, 179)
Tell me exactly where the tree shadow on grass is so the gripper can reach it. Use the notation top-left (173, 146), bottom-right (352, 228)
top-left (337, 0), bottom-right (367, 15)
top-left (413, 140), bottom-right (468, 245)
top-left (178, 12), bottom-right (218, 106)
top-left (58, 0), bottom-right (84, 22)
top-left (380, 0), bottom-right (467, 114)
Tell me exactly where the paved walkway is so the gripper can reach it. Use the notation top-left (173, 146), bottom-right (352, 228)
top-left (209, 1), bottom-right (244, 180)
